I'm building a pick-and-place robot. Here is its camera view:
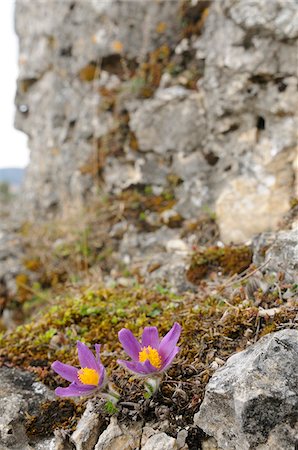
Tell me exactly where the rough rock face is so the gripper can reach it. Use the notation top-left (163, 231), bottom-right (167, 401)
top-left (0, 367), bottom-right (55, 450)
top-left (15, 0), bottom-right (298, 243)
top-left (194, 329), bottom-right (298, 450)
top-left (263, 229), bottom-right (298, 282)
top-left (14, 0), bottom-right (182, 215)
top-left (253, 228), bottom-right (298, 282)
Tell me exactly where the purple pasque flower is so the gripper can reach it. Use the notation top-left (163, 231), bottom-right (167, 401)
top-left (51, 341), bottom-right (106, 397)
top-left (117, 322), bottom-right (181, 376)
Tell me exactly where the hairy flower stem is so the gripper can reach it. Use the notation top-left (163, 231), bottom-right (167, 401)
top-left (101, 384), bottom-right (121, 404)
top-left (144, 376), bottom-right (161, 398)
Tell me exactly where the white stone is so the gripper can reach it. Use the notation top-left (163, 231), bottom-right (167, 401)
top-left (141, 432), bottom-right (177, 450)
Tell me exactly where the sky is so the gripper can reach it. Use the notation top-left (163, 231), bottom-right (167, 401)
top-left (0, 0), bottom-right (29, 168)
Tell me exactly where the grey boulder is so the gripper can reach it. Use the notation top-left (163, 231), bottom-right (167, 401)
top-left (194, 329), bottom-right (298, 450)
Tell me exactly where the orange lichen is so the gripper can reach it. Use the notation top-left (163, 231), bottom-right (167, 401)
top-left (79, 63), bottom-right (99, 82)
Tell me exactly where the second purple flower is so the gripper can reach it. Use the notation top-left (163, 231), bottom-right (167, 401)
top-left (117, 322), bottom-right (181, 376)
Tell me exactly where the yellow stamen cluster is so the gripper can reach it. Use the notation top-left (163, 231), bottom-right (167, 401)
top-left (139, 346), bottom-right (162, 369)
top-left (78, 367), bottom-right (99, 385)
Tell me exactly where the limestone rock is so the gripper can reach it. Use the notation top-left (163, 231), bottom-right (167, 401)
top-left (137, 252), bottom-right (194, 294)
top-left (129, 88), bottom-right (206, 155)
top-left (201, 437), bottom-right (219, 450)
top-left (71, 400), bottom-right (104, 450)
top-left (263, 229), bottom-right (298, 282)
top-left (53, 430), bottom-right (74, 450)
top-left (252, 231), bottom-right (277, 266)
top-left (15, 0), bottom-right (181, 77)
top-left (14, 0), bottom-right (298, 239)
top-left (0, 231), bottom-right (24, 299)
top-left (14, 0), bottom-right (181, 215)
top-left (194, 329), bottom-right (298, 450)
top-left (0, 367), bottom-right (54, 450)
top-left (141, 432), bottom-right (178, 450)
top-left (94, 418), bottom-right (141, 450)
top-left (119, 226), bottom-right (179, 260)
top-left (104, 158), bottom-right (142, 192)
top-left (197, 0), bottom-right (298, 243)
top-left (227, 0), bottom-right (298, 40)
top-left (252, 228), bottom-right (298, 283)
top-left (215, 174), bottom-right (292, 244)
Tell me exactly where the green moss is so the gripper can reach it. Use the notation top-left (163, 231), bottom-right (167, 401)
top-left (187, 245), bottom-right (252, 284)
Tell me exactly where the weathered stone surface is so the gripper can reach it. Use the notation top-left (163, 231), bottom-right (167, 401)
top-left (0, 367), bottom-right (54, 450)
top-left (201, 437), bottom-right (219, 450)
top-left (129, 87), bottom-right (206, 154)
top-left (215, 171), bottom-right (292, 244)
top-left (0, 231), bottom-right (24, 299)
top-left (119, 226), bottom-right (179, 261)
top-left (227, 0), bottom-right (298, 39)
top-left (53, 430), bottom-right (74, 450)
top-left (263, 229), bottom-right (298, 282)
top-left (14, 0), bottom-right (182, 216)
top-left (195, 0), bottom-right (298, 242)
top-left (14, 0), bottom-right (298, 244)
top-left (70, 400), bottom-right (103, 450)
top-left (138, 252), bottom-right (194, 294)
top-left (94, 418), bottom-right (141, 450)
top-left (15, 0), bottom-right (181, 77)
top-left (194, 329), bottom-right (298, 450)
top-left (141, 432), bottom-right (178, 450)
top-left (252, 228), bottom-right (298, 283)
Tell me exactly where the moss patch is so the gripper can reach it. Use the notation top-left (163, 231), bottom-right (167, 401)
top-left (119, 186), bottom-right (177, 231)
top-left (187, 245), bottom-right (253, 284)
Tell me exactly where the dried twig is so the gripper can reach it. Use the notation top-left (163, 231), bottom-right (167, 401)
top-left (220, 257), bottom-right (271, 290)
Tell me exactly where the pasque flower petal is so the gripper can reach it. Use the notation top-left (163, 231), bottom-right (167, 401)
top-left (51, 361), bottom-right (79, 383)
top-left (161, 346), bottom-right (180, 372)
top-left (117, 359), bottom-right (152, 375)
top-left (55, 382), bottom-right (96, 397)
top-left (159, 322), bottom-right (181, 360)
top-left (98, 364), bottom-right (106, 387)
top-left (53, 342), bottom-right (106, 398)
top-left (141, 327), bottom-right (160, 349)
top-left (77, 341), bottom-right (98, 371)
top-left (118, 329), bottom-right (141, 360)
top-left (118, 323), bottom-right (181, 377)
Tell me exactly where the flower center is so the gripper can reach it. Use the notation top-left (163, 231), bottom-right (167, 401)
top-left (139, 346), bottom-right (162, 369)
top-left (78, 367), bottom-right (99, 385)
